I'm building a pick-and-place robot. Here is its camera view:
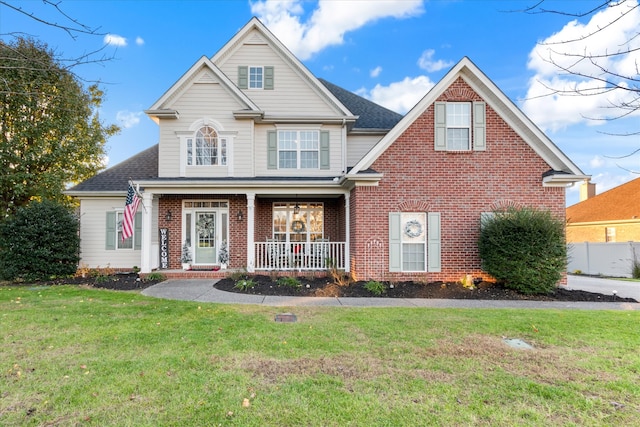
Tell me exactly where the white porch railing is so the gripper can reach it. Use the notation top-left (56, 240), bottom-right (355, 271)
top-left (255, 241), bottom-right (346, 271)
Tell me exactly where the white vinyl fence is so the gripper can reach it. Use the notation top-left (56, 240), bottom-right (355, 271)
top-left (567, 241), bottom-right (640, 278)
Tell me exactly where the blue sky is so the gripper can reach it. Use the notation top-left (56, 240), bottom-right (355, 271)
top-left (2, 0), bottom-right (638, 206)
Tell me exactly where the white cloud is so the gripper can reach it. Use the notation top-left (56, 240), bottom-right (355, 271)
top-left (589, 155), bottom-right (605, 169)
top-left (357, 75), bottom-right (435, 114)
top-left (522, 0), bottom-right (640, 132)
top-left (251, 0), bottom-right (424, 60)
top-left (116, 110), bottom-right (143, 129)
top-left (417, 49), bottom-right (453, 72)
top-left (370, 66), bottom-right (382, 78)
top-left (136, 36), bottom-right (145, 46)
top-left (104, 34), bottom-right (127, 47)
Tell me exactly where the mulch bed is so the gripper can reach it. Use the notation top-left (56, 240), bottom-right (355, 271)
top-left (214, 274), bottom-right (638, 302)
top-left (17, 273), bottom-right (637, 303)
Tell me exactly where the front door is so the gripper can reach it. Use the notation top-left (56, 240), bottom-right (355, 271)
top-left (195, 212), bottom-right (216, 264)
top-left (183, 200), bottom-right (229, 266)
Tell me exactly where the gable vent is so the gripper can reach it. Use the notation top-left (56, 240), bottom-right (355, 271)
top-left (245, 32), bottom-right (267, 45)
top-left (196, 71), bottom-right (218, 84)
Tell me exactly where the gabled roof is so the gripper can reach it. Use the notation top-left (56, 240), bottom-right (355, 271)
top-left (349, 57), bottom-right (589, 186)
top-left (146, 56), bottom-right (261, 121)
top-left (66, 145), bottom-right (158, 194)
top-left (211, 17), bottom-right (355, 120)
top-left (319, 79), bottom-right (403, 131)
top-left (567, 178), bottom-right (640, 223)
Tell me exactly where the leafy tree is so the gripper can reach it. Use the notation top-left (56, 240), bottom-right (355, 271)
top-left (478, 206), bottom-right (567, 295)
top-left (0, 199), bottom-right (80, 281)
top-left (0, 37), bottom-right (119, 215)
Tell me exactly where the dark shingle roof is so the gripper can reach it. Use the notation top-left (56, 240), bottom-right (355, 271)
top-left (319, 78), bottom-right (403, 131)
top-left (67, 144), bottom-right (159, 192)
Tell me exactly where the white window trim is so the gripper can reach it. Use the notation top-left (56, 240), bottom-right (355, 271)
top-left (276, 129), bottom-right (321, 170)
top-left (177, 123), bottom-right (236, 176)
top-left (115, 210), bottom-right (135, 250)
top-left (446, 102), bottom-right (471, 151)
top-left (249, 66), bottom-right (264, 89)
top-left (272, 202), bottom-right (324, 243)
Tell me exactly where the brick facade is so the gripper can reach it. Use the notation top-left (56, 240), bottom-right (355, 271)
top-left (350, 78), bottom-right (566, 282)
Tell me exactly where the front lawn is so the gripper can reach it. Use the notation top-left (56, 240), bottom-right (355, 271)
top-left (1, 285), bottom-right (639, 426)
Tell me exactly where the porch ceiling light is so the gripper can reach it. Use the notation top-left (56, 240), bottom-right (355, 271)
top-left (293, 202), bottom-right (300, 215)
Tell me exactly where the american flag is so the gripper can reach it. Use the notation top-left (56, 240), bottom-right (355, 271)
top-left (122, 182), bottom-right (141, 241)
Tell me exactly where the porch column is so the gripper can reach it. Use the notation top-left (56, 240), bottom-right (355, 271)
top-left (344, 192), bottom-right (350, 273)
top-left (246, 192), bottom-right (256, 272)
top-left (141, 191), bottom-right (153, 273)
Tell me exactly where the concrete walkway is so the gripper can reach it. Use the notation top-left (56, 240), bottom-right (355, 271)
top-left (141, 275), bottom-right (640, 310)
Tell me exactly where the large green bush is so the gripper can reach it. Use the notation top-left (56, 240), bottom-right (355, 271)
top-left (478, 207), bottom-right (566, 294)
top-left (0, 200), bottom-right (80, 281)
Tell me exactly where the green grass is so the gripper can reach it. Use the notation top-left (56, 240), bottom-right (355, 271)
top-left (2, 284), bottom-right (640, 426)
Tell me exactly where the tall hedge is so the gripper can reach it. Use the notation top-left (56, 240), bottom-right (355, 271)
top-left (478, 206), bottom-right (566, 294)
top-left (0, 200), bottom-right (80, 281)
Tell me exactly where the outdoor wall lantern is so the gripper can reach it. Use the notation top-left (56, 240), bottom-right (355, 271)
top-left (237, 210), bottom-right (244, 221)
top-left (165, 210), bottom-right (173, 221)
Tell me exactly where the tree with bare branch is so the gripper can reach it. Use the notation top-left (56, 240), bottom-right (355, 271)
top-left (523, 0), bottom-right (639, 136)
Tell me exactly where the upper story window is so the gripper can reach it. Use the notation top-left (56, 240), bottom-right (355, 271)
top-left (267, 130), bottom-right (330, 170)
top-left (434, 101), bottom-right (486, 152)
top-left (238, 66), bottom-right (274, 90)
top-left (446, 103), bottom-right (471, 150)
top-left (249, 67), bottom-right (263, 89)
top-left (278, 130), bottom-right (319, 169)
top-left (187, 126), bottom-right (227, 166)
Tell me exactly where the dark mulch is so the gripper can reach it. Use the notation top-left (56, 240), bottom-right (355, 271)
top-left (214, 274), bottom-right (638, 302)
top-left (28, 273), bottom-right (164, 291)
top-left (16, 273), bottom-right (636, 303)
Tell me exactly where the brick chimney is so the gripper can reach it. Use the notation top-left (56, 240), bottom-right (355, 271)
top-left (579, 180), bottom-right (596, 202)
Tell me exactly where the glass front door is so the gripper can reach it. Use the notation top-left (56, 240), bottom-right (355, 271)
top-left (195, 212), bottom-right (216, 264)
top-left (183, 200), bottom-right (228, 266)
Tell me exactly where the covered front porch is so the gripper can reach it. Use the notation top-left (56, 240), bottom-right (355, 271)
top-left (140, 180), bottom-right (350, 274)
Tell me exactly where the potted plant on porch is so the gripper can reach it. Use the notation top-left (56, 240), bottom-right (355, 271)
top-left (218, 240), bottom-right (229, 269)
top-left (181, 242), bottom-right (192, 270)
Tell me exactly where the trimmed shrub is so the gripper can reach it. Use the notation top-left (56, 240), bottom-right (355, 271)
top-left (0, 200), bottom-right (80, 281)
top-left (478, 207), bottom-right (566, 294)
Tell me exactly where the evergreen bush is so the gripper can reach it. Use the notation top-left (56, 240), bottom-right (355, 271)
top-left (0, 200), bottom-right (80, 281)
top-left (478, 206), bottom-right (566, 294)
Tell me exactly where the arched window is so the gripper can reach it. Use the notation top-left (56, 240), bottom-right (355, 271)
top-left (187, 126), bottom-right (227, 166)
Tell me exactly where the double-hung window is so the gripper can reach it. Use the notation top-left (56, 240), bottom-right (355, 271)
top-left (249, 66), bottom-right (263, 89)
top-left (434, 101), bottom-right (486, 151)
top-left (238, 66), bottom-right (274, 90)
top-left (105, 211), bottom-right (141, 250)
top-left (187, 126), bottom-right (227, 166)
top-left (446, 103), bottom-right (471, 150)
top-left (278, 130), bottom-right (319, 169)
top-left (267, 130), bottom-right (330, 170)
top-left (389, 212), bottom-right (441, 272)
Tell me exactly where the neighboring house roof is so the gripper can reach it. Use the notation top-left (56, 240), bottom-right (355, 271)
top-left (348, 57), bottom-right (589, 187)
top-left (66, 145), bottom-right (158, 194)
top-left (319, 79), bottom-right (403, 131)
top-left (567, 177), bottom-right (640, 223)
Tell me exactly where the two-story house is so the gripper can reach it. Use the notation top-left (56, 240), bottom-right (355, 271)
top-left (67, 17), bottom-right (588, 282)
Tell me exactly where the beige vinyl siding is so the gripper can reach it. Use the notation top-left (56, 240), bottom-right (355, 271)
top-left (77, 198), bottom-right (146, 268)
top-left (254, 124), bottom-right (344, 176)
top-left (217, 34), bottom-right (338, 116)
top-left (346, 134), bottom-right (385, 168)
top-left (157, 72), bottom-right (254, 178)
